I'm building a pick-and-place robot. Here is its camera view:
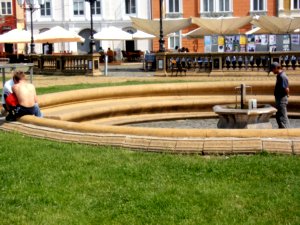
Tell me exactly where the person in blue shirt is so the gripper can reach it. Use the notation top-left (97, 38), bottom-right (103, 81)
top-left (270, 62), bottom-right (290, 128)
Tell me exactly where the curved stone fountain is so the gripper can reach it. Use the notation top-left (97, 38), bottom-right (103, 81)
top-left (213, 84), bottom-right (277, 129)
top-left (1, 81), bottom-right (300, 154)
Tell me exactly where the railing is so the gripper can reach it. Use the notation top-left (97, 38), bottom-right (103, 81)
top-left (28, 53), bottom-right (101, 76)
top-left (156, 51), bottom-right (300, 76)
top-left (8, 52), bottom-right (300, 76)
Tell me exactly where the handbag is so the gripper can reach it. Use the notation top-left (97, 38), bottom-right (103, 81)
top-left (6, 93), bottom-right (18, 107)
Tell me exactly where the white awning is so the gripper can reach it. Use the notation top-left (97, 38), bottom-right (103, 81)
top-left (0, 29), bottom-right (31, 43)
top-left (35, 26), bottom-right (85, 43)
top-left (191, 16), bottom-right (252, 35)
top-left (251, 16), bottom-right (300, 34)
top-left (131, 17), bottom-right (192, 37)
top-left (94, 26), bottom-right (132, 40)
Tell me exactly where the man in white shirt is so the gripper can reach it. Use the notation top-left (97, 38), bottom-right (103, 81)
top-left (1, 78), bottom-right (15, 118)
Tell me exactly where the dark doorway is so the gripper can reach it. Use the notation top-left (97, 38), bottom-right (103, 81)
top-left (42, 43), bottom-right (53, 54)
top-left (4, 43), bottom-right (13, 54)
top-left (126, 40), bottom-right (135, 52)
top-left (78, 29), bottom-right (100, 54)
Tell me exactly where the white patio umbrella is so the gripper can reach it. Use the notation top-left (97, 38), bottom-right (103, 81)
top-left (132, 30), bottom-right (155, 40)
top-left (251, 15), bottom-right (300, 34)
top-left (182, 27), bottom-right (216, 38)
top-left (131, 17), bottom-right (192, 37)
top-left (245, 27), bottom-right (270, 35)
top-left (191, 16), bottom-right (252, 35)
top-left (94, 26), bottom-right (133, 41)
top-left (94, 27), bottom-right (132, 61)
top-left (35, 26), bottom-right (85, 43)
top-left (0, 29), bottom-right (31, 43)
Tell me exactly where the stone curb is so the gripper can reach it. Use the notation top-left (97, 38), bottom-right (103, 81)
top-left (1, 121), bottom-right (299, 155)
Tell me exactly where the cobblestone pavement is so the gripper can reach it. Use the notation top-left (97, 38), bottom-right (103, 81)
top-left (3, 62), bottom-right (298, 88)
top-left (130, 118), bottom-right (300, 129)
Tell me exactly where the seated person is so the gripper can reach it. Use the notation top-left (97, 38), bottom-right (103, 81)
top-left (1, 78), bottom-right (15, 118)
top-left (106, 48), bottom-right (114, 62)
top-left (98, 47), bottom-right (105, 62)
top-left (99, 46), bottom-right (104, 54)
top-left (6, 71), bottom-right (42, 121)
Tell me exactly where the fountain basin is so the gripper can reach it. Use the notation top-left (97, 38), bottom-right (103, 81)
top-left (213, 104), bottom-right (277, 129)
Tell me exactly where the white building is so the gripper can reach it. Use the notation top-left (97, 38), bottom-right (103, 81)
top-left (27, 0), bottom-right (152, 54)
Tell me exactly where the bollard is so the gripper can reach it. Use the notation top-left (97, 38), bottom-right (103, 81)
top-left (104, 55), bottom-right (108, 76)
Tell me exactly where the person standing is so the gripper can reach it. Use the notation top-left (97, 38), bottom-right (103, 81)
top-left (270, 62), bottom-right (290, 128)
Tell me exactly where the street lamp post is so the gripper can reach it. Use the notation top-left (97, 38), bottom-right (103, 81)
top-left (17, 0), bottom-right (44, 54)
top-left (85, 0), bottom-right (96, 54)
top-left (159, 0), bottom-right (165, 52)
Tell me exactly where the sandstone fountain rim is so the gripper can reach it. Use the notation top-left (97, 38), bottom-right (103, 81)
top-left (2, 80), bottom-right (299, 154)
top-left (32, 81), bottom-right (300, 138)
top-left (18, 112), bottom-right (300, 139)
top-left (38, 81), bottom-right (300, 108)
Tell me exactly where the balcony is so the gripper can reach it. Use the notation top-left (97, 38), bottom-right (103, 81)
top-left (165, 12), bottom-right (183, 19)
top-left (200, 11), bottom-right (233, 18)
top-left (249, 11), bottom-right (267, 16)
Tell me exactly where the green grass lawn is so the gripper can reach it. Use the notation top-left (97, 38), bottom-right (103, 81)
top-left (0, 131), bottom-right (299, 225)
top-left (1, 81), bottom-right (299, 224)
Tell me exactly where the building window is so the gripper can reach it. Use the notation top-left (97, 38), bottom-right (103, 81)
top-left (125, 0), bottom-right (136, 14)
top-left (203, 0), bottom-right (214, 12)
top-left (168, 0), bottom-right (180, 13)
top-left (0, 0), bottom-right (12, 15)
top-left (201, 0), bottom-right (232, 13)
top-left (40, 0), bottom-right (51, 16)
top-left (169, 31), bottom-right (180, 49)
top-left (92, 0), bottom-right (101, 15)
top-left (73, 0), bottom-right (84, 15)
top-left (218, 0), bottom-right (230, 12)
top-left (292, 0), bottom-right (300, 9)
top-left (252, 0), bottom-right (265, 11)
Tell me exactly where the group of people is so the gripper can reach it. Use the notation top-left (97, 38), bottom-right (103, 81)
top-left (1, 71), bottom-right (42, 121)
top-left (175, 46), bottom-right (190, 53)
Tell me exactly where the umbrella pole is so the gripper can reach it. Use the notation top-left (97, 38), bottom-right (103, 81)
top-left (289, 33), bottom-right (292, 52)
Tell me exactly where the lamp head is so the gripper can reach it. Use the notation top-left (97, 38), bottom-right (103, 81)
top-left (25, 0), bottom-right (35, 5)
top-left (17, 0), bottom-right (25, 6)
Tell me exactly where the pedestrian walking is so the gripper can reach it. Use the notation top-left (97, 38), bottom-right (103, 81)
top-left (270, 62), bottom-right (290, 128)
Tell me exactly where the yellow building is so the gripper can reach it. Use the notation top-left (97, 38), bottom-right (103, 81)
top-left (16, 2), bottom-right (26, 54)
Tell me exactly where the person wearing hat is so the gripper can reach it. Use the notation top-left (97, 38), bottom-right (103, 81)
top-left (270, 62), bottom-right (290, 128)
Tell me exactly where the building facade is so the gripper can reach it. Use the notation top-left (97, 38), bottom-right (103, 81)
top-left (2, 0), bottom-right (299, 54)
top-left (0, 0), bottom-right (20, 53)
top-left (151, 0), bottom-right (278, 52)
top-left (23, 0), bottom-right (152, 54)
